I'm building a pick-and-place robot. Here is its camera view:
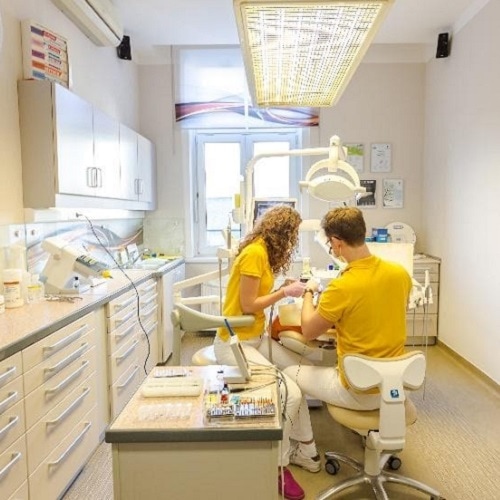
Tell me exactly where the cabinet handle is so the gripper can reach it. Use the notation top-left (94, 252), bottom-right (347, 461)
top-left (115, 340), bottom-right (139, 364)
top-left (44, 343), bottom-right (89, 377)
top-left (137, 178), bottom-right (144, 195)
top-left (140, 283), bottom-right (156, 294)
top-left (114, 323), bottom-right (136, 341)
top-left (144, 322), bottom-right (158, 338)
top-left (0, 391), bottom-right (18, 414)
top-left (117, 366), bottom-right (139, 390)
top-left (141, 304), bottom-right (158, 320)
top-left (115, 310), bottom-right (135, 326)
top-left (111, 295), bottom-right (136, 313)
top-left (0, 452), bottom-right (21, 482)
top-left (86, 167), bottom-right (94, 188)
top-left (48, 421), bottom-right (92, 469)
top-left (140, 295), bottom-right (157, 307)
top-left (45, 360), bottom-right (90, 397)
top-left (96, 167), bottom-right (103, 188)
top-left (0, 416), bottom-right (19, 440)
top-left (46, 387), bottom-right (91, 429)
top-left (43, 325), bottom-right (88, 356)
top-left (0, 366), bottom-right (16, 387)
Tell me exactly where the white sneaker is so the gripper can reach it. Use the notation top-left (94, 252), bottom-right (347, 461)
top-left (289, 443), bottom-right (321, 473)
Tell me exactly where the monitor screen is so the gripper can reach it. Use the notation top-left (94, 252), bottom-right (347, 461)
top-left (252, 197), bottom-right (297, 225)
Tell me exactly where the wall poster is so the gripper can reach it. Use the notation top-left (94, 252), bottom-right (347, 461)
top-left (383, 178), bottom-right (404, 208)
top-left (345, 143), bottom-right (364, 173)
top-left (357, 179), bottom-right (377, 208)
top-left (21, 20), bottom-right (70, 88)
top-left (370, 143), bottom-right (392, 172)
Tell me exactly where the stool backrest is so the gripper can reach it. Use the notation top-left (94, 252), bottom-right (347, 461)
top-left (343, 351), bottom-right (426, 445)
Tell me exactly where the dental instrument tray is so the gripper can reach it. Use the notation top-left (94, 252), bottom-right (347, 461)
top-left (204, 394), bottom-right (276, 422)
top-left (141, 375), bottom-right (203, 398)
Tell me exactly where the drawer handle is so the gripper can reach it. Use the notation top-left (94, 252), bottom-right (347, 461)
top-left (45, 361), bottom-right (90, 397)
top-left (117, 366), bottom-right (139, 390)
top-left (114, 323), bottom-right (136, 341)
top-left (0, 452), bottom-right (21, 482)
top-left (48, 421), bottom-right (92, 469)
top-left (140, 295), bottom-right (157, 307)
top-left (116, 340), bottom-right (139, 364)
top-left (43, 325), bottom-right (88, 356)
top-left (0, 366), bottom-right (16, 386)
top-left (0, 391), bottom-right (18, 414)
top-left (0, 415), bottom-right (19, 440)
top-left (44, 343), bottom-right (89, 377)
top-left (46, 387), bottom-right (91, 429)
top-left (115, 310), bottom-right (135, 326)
top-left (144, 321), bottom-right (158, 338)
top-left (140, 283), bottom-right (156, 294)
top-left (141, 304), bottom-right (158, 317)
top-left (112, 295), bottom-right (136, 312)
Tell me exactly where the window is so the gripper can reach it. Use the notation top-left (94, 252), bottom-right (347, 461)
top-left (193, 130), bottom-right (301, 256)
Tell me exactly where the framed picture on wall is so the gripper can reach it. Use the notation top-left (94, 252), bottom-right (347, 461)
top-left (370, 143), bottom-right (392, 173)
top-left (357, 179), bottom-right (377, 208)
top-left (21, 20), bottom-right (71, 88)
top-left (345, 143), bottom-right (364, 173)
top-left (382, 178), bottom-right (404, 208)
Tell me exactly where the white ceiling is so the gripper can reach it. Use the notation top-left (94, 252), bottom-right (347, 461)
top-left (114, 0), bottom-right (487, 59)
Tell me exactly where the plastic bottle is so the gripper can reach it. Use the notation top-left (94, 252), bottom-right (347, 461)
top-left (0, 295), bottom-right (4, 314)
top-left (3, 269), bottom-right (24, 308)
top-left (27, 274), bottom-right (45, 303)
top-left (72, 276), bottom-right (80, 292)
top-left (300, 257), bottom-right (312, 282)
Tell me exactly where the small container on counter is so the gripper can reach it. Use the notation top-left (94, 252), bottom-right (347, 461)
top-left (0, 294), bottom-right (5, 314)
top-left (3, 268), bottom-right (24, 308)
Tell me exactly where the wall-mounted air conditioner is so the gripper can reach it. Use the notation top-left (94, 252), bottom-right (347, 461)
top-left (51, 0), bottom-right (124, 47)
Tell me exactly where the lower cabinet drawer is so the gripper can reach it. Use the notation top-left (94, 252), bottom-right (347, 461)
top-left (26, 373), bottom-right (96, 474)
top-left (0, 435), bottom-right (28, 500)
top-left (110, 363), bottom-right (142, 420)
top-left (24, 347), bottom-right (96, 429)
top-left (109, 336), bottom-right (140, 383)
top-left (7, 480), bottom-right (28, 500)
top-left (28, 406), bottom-right (99, 500)
top-left (0, 399), bottom-right (26, 455)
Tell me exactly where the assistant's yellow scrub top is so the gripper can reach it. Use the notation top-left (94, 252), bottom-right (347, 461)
top-left (317, 255), bottom-right (412, 387)
top-left (217, 238), bottom-right (274, 341)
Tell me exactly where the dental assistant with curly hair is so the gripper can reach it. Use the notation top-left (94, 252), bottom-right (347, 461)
top-left (214, 205), bottom-right (319, 500)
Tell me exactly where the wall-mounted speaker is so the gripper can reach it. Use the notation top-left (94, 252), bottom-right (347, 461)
top-left (117, 36), bottom-right (132, 60)
top-left (436, 33), bottom-right (450, 59)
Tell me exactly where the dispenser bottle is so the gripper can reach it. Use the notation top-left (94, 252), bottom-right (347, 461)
top-left (27, 274), bottom-right (45, 303)
top-left (3, 269), bottom-right (24, 308)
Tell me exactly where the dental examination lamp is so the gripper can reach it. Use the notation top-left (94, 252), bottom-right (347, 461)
top-left (41, 237), bottom-right (111, 295)
top-left (241, 135), bottom-right (366, 232)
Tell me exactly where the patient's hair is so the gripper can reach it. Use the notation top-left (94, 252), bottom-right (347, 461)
top-left (239, 205), bottom-right (301, 275)
top-left (321, 207), bottom-right (366, 246)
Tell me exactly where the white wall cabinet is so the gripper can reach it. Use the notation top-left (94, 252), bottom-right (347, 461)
top-left (119, 125), bottom-right (156, 207)
top-left (18, 80), bottom-right (156, 211)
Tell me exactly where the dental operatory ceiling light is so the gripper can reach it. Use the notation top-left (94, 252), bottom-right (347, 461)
top-left (233, 0), bottom-right (394, 107)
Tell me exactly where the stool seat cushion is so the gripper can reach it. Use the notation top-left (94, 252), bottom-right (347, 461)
top-left (191, 345), bottom-right (217, 366)
top-left (327, 398), bottom-right (417, 432)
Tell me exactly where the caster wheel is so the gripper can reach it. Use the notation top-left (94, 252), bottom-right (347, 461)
top-left (325, 458), bottom-right (340, 475)
top-left (386, 456), bottom-right (402, 470)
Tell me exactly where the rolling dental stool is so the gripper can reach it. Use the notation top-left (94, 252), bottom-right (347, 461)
top-left (317, 351), bottom-right (443, 500)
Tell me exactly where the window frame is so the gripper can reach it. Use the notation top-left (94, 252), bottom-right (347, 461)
top-left (192, 129), bottom-right (302, 257)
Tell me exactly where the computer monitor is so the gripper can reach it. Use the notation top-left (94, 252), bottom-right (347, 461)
top-left (252, 197), bottom-right (297, 226)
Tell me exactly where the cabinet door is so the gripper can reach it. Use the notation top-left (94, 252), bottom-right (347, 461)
top-left (119, 124), bottom-right (138, 200)
top-left (137, 135), bottom-right (155, 204)
top-left (53, 84), bottom-right (94, 196)
top-left (93, 108), bottom-right (121, 199)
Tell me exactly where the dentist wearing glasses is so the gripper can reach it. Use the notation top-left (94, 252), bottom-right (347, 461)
top-left (283, 206), bottom-right (412, 412)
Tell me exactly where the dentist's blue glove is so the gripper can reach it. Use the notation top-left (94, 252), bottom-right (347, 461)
top-left (283, 280), bottom-right (307, 298)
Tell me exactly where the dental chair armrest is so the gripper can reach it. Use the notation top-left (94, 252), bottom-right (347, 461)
top-left (278, 330), bottom-right (321, 358)
top-left (174, 302), bottom-right (254, 332)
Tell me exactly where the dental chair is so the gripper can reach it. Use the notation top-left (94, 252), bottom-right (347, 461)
top-left (170, 302), bottom-right (254, 366)
top-left (317, 351), bottom-right (443, 500)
